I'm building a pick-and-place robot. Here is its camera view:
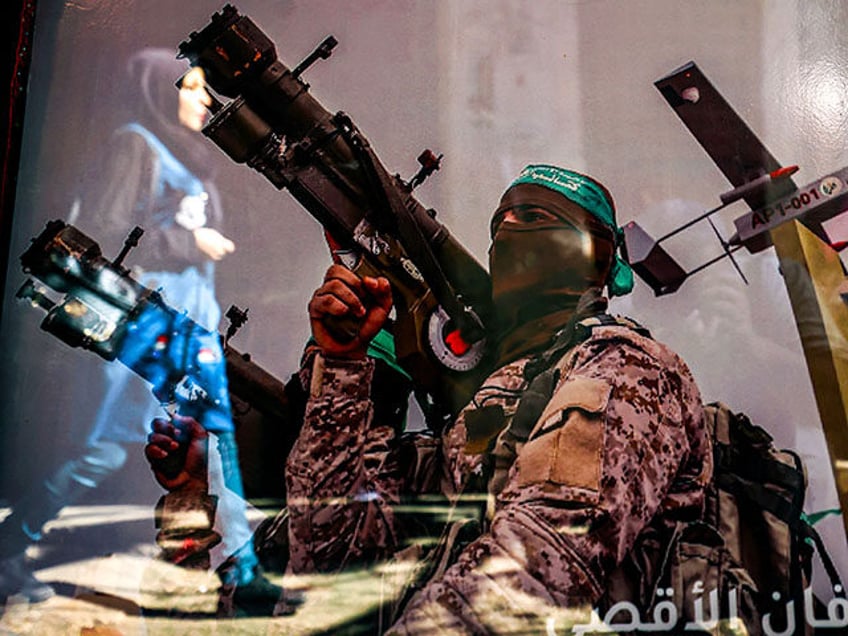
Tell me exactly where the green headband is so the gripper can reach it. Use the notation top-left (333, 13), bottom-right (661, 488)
top-left (508, 164), bottom-right (634, 296)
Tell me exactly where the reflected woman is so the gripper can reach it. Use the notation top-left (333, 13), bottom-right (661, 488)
top-left (0, 49), bottom-right (277, 613)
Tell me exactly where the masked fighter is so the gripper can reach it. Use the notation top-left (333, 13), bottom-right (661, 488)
top-left (290, 165), bottom-right (710, 632)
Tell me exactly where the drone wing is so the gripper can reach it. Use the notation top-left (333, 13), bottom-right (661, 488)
top-left (655, 61), bottom-right (797, 210)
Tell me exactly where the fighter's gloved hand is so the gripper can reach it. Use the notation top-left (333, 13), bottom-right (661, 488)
top-left (144, 415), bottom-right (209, 492)
top-left (308, 264), bottom-right (392, 359)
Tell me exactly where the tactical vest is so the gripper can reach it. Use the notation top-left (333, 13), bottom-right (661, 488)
top-left (465, 314), bottom-right (650, 519)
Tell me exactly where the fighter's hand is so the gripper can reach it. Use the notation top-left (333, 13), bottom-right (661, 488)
top-left (193, 227), bottom-right (235, 261)
top-left (308, 264), bottom-right (392, 359)
top-left (144, 415), bottom-right (208, 492)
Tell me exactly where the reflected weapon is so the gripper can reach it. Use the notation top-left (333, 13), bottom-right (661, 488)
top-left (623, 61), bottom-right (848, 296)
top-left (17, 220), bottom-right (234, 434)
top-left (17, 219), bottom-right (307, 498)
top-left (178, 5), bottom-right (494, 429)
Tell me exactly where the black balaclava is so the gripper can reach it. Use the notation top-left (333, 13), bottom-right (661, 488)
top-left (489, 183), bottom-right (615, 365)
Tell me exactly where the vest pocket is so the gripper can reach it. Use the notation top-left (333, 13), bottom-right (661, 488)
top-left (516, 376), bottom-right (610, 494)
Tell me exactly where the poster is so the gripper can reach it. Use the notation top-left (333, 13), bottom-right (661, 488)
top-left (1, 1), bottom-right (846, 633)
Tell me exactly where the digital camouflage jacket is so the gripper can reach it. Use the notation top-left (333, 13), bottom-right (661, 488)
top-left (285, 322), bottom-right (710, 633)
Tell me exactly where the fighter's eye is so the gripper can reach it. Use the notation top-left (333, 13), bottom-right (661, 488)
top-left (491, 206), bottom-right (563, 237)
top-left (500, 207), bottom-right (560, 226)
top-left (514, 208), bottom-right (556, 223)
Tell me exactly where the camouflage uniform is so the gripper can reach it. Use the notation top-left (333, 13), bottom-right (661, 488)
top-left (285, 321), bottom-right (710, 632)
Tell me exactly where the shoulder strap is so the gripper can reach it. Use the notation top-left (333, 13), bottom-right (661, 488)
top-left (510, 311), bottom-right (650, 443)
